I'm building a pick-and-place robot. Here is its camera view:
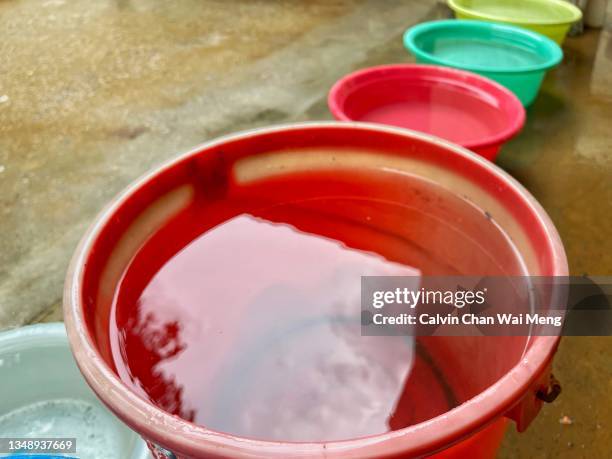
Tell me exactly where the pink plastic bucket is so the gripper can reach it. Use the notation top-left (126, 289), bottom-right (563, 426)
top-left (328, 65), bottom-right (525, 161)
top-left (64, 123), bottom-right (567, 458)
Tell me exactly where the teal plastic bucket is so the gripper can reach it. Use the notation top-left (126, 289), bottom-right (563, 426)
top-left (403, 20), bottom-right (563, 106)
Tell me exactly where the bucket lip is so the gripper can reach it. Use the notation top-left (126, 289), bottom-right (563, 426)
top-left (327, 63), bottom-right (526, 150)
top-left (404, 20), bottom-right (564, 74)
top-left (64, 121), bottom-right (568, 458)
top-left (448, 0), bottom-right (583, 26)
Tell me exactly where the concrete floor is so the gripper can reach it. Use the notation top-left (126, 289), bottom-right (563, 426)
top-left (0, 0), bottom-right (610, 457)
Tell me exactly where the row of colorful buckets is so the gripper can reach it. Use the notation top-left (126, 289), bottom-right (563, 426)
top-left (0, 2), bottom-right (582, 459)
top-left (328, 0), bottom-right (582, 161)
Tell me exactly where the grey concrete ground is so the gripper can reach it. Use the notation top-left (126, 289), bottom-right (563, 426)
top-left (0, 0), bottom-right (610, 457)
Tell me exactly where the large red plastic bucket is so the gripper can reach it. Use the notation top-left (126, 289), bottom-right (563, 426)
top-left (64, 123), bottom-right (567, 458)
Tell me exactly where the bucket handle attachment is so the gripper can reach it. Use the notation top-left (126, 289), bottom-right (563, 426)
top-left (536, 373), bottom-right (562, 403)
top-left (505, 366), bottom-right (562, 432)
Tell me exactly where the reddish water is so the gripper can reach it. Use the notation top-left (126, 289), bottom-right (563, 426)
top-left (110, 166), bottom-right (525, 442)
top-left (344, 80), bottom-right (508, 146)
top-left (360, 101), bottom-right (499, 144)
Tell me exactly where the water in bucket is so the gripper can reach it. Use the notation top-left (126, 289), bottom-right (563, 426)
top-left (108, 159), bottom-right (526, 442)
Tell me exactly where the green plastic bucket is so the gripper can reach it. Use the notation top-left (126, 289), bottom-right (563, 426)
top-left (448, 0), bottom-right (583, 45)
top-left (403, 20), bottom-right (563, 106)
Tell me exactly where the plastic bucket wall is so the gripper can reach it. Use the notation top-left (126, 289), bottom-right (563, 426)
top-left (454, 11), bottom-right (571, 45)
top-left (64, 123), bottom-right (568, 459)
top-left (448, 0), bottom-right (583, 45)
top-left (476, 70), bottom-right (547, 108)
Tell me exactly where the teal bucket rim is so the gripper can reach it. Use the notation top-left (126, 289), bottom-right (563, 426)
top-left (403, 19), bottom-right (563, 75)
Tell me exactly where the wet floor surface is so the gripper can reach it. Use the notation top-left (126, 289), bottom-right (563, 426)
top-left (0, 0), bottom-right (610, 457)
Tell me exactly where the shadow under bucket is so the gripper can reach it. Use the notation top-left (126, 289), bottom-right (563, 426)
top-left (64, 123), bottom-right (568, 458)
